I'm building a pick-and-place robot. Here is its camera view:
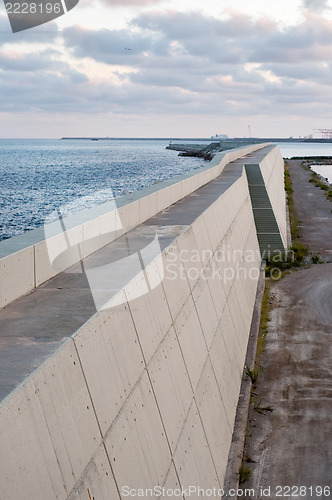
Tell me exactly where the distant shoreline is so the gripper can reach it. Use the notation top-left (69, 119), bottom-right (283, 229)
top-left (60, 137), bottom-right (332, 143)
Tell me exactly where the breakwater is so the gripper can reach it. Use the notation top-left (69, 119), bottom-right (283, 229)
top-left (0, 143), bottom-right (287, 499)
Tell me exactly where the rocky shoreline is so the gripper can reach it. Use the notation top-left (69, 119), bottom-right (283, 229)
top-left (166, 140), bottom-right (265, 160)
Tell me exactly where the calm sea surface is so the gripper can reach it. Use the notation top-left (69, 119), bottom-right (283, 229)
top-left (1, 139), bottom-right (332, 241)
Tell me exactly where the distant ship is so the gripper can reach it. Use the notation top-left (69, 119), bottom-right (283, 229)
top-left (211, 133), bottom-right (228, 139)
top-left (91, 138), bottom-right (99, 141)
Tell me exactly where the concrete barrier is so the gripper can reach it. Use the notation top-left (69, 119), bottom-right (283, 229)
top-left (0, 144), bottom-right (287, 499)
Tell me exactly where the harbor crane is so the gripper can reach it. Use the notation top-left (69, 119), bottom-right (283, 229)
top-left (314, 129), bottom-right (332, 139)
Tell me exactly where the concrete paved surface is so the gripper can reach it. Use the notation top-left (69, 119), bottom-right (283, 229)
top-left (243, 161), bottom-right (332, 499)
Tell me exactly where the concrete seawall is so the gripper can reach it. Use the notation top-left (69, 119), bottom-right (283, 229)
top-left (0, 144), bottom-right (286, 499)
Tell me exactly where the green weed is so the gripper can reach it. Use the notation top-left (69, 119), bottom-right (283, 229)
top-left (238, 464), bottom-right (252, 484)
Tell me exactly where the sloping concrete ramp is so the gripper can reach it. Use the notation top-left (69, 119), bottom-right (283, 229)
top-left (0, 144), bottom-right (286, 499)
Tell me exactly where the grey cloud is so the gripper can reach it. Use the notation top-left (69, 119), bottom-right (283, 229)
top-left (64, 10), bottom-right (332, 69)
top-left (3, 8), bottom-right (332, 122)
top-left (303, 0), bottom-right (330, 11)
top-left (0, 14), bottom-right (59, 47)
top-left (62, 25), bottom-right (156, 64)
top-left (134, 10), bottom-right (262, 38)
top-left (0, 54), bottom-right (88, 113)
top-left (56, 9), bottom-right (332, 119)
top-left (1, 64), bottom-right (332, 120)
top-left (261, 61), bottom-right (332, 84)
top-left (0, 50), bottom-right (62, 72)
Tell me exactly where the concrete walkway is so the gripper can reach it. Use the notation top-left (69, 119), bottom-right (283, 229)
top-left (243, 161), bottom-right (332, 499)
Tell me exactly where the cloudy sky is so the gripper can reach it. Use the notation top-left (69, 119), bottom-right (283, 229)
top-left (1, 0), bottom-right (332, 137)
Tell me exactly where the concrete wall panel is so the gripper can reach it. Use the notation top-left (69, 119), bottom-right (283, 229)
top-left (0, 377), bottom-right (65, 500)
top-left (82, 209), bottom-right (123, 259)
top-left (0, 247), bottom-right (34, 308)
top-left (67, 445), bottom-right (120, 500)
top-left (104, 371), bottom-right (171, 491)
top-left (156, 185), bottom-right (172, 213)
top-left (219, 302), bottom-right (244, 375)
top-left (180, 176), bottom-right (192, 199)
top-left (195, 358), bottom-right (233, 485)
top-left (74, 305), bottom-right (144, 436)
top-left (211, 201), bottom-right (229, 243)
top-left (173, 401), bottom-right (220, 496)
top-left (209, 323), bottom-right (242, 421)
top-left (192, 216), bottom-right (213, 266)
top-left (139, 192), bottom-right (157, 224)
top-left (163, 463), bottom-right (184, 498)
top-left (189, 173), bottom-right (200, 194)
top-left (117, 200), bottom-right (141, 235)
top-left (159, 243), bottom-right (191, 322)
top-left (147, 326), bottom-right (192, 451)
top-left (0, 340), bottom-right (101, 500)
top-left (219, 184), bottom-right (237, 223)
top-left (128, 279), bottom-right (172, 364)
top-left (169, 179), bottom-right (184, 206)
top-left (202, 207), bottom-right (223, 253)
top-left (215, 232), bottom-right (236, 300)
top-left (192, 277), bottom-right (219, 350)
top-left (206, 259), bottom-right (227, 321)
top-left (228, 282), bottom-right (247, 336)
top-left (176, 227), bottom-right (202, 291)
top-left (35, 225), bottom-right (83, 286)
top-left (32, 340), bottom-right (101, 489)
top-left (174, 295), bottom-right (208, 392)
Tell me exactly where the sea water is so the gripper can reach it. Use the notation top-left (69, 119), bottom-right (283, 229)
top-left (0, 139), bottom-right (205, 241)
top-left (308, 165), bottom-right (332, 184)
top-left (1, 139), bottom-right (332, 241)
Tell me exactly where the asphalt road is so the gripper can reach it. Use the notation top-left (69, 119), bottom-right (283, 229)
top-left (242, 161), bottom-right (332, 499)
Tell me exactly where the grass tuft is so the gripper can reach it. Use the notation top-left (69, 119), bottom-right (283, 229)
top-left (245, 366), bottom-right (259, 384)
top-left (311, 253), bottom-right (323, 264)
top-left (257, 280), bottom-right (270, 358)
top-left (253, 397), bottom-right (274, 415)
top-left (309, 170), bottom-right (332, 200)
top-left (284, 162), bottom-right (301, 239)
top-left (289, 240), bottom-right (308, 266)
top-left (238, 464), bottom-right (252, 484)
